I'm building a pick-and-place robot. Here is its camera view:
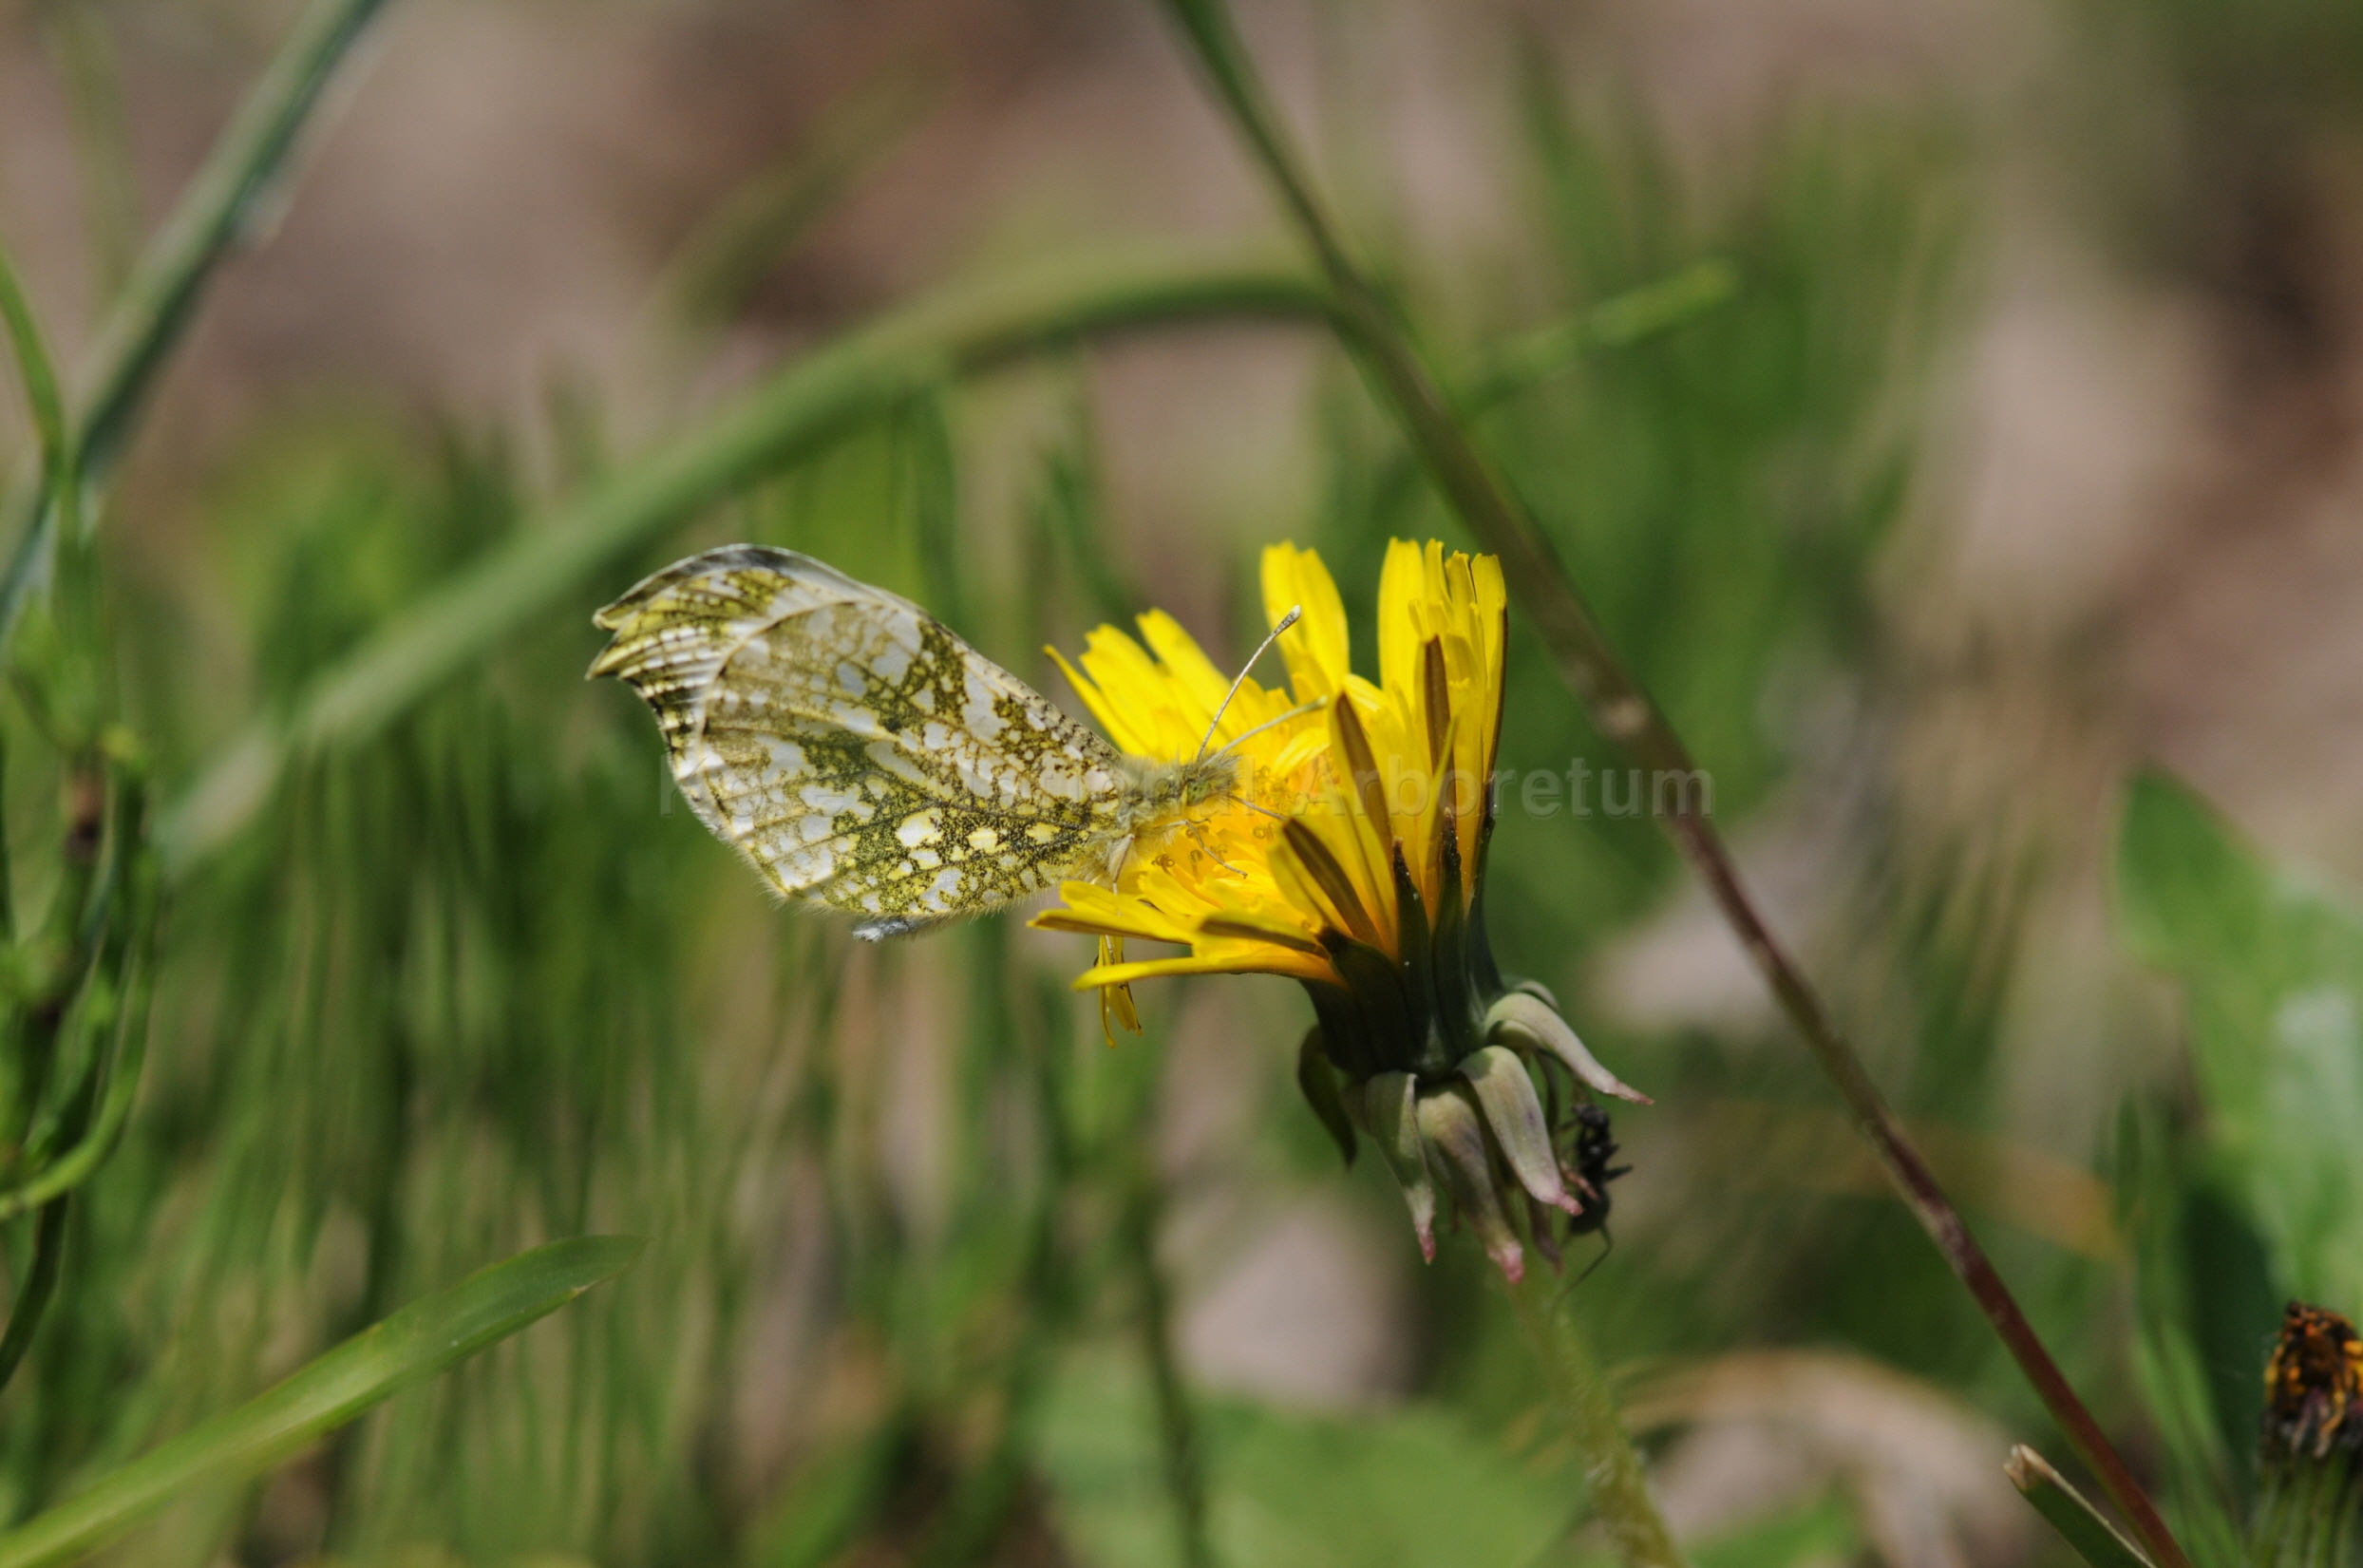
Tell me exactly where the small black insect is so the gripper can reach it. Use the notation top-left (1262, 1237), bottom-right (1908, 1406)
top-left (1563, 1104), bottom-right (1633, 1282)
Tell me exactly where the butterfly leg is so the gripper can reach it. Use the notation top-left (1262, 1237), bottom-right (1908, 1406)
top-left (1572, 1226), bottom-right (1615, 1287)
top-left (1184, 820), bottom-right (1249, 878)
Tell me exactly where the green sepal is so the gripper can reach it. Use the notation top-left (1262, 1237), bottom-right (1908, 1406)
top-left (1324, 931), bottom-right (1421, 1074)
top-left (1389, 843), bottom-right (1440, 1065)
top-left (1414, 1084), bottom-right (1524, 1282)
top-left (1508, 976), bottom-right (1560, 1011)
top-left (1458, 1045), bottom-right (1573, 1214)
top-left (1484, 992), bottom-right (1650, 1105)
top-left (1304, 976), bottom-right (1375, 1082)
top-left (1431, 801), bottom-right (1483, 1047)
top-left (1295, 1028), bottom-right (1357, 1169)
top-left (1467, 897), bottom-right (1506, 1001)
top-left (1364, 1071), bottom-right (1436, 1262)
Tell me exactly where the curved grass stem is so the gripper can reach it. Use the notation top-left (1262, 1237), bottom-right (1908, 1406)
top-left (0, 1198), bottom-right (69, 1404)
top-left (159, 255), bottom-right (1331, 873)
top-left (0, 247), bottom-right (67, 497)
top-left (0, 905), bottom-right (155, 1228)
top-left (1151, 6), bottom-right (2194, 1568)
top-left (0, 0), bottom-right (392, 652)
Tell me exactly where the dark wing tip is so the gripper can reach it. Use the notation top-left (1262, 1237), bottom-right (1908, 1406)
top-left (588, 543), bottom-right (850, 682)
top-left (591, 543), bottom-right (811, 633)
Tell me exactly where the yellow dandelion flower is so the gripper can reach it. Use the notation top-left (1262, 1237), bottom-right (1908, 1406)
top-left (1038, 541), bottom-right (1497, 989)
top-left (1033, 539), bottom-right (1648, 1279)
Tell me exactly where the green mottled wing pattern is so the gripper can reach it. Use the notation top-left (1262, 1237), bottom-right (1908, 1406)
top-left (589, 545), bottom-right (1126, 938)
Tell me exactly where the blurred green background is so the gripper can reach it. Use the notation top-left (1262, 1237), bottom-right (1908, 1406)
top-left (3, 0), bottom-right (2363, 1563)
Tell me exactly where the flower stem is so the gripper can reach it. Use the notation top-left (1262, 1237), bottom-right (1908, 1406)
top-left (1505, 1270), bottom-right (1689, 1568)
top-left (2248, 1449), bottom-right (2363, 1568)
top-left (1120, 1154), bottom-right (1216, 1568)
top-left (1151, 6), bottom-right (2193, 1568)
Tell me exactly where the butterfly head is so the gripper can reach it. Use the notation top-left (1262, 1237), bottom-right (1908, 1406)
top-left (1115, 750), bottom-right (1244, 831)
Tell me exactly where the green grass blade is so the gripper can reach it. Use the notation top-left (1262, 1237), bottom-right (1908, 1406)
top-left (0, 914), bottom-right (156, 1226)
top-left (0, 245), bottom-right (66, 498)
top-left (157, 253), bottom-right (1325, 874)
top-left (2005, 1445), bottom-right (2155, 1568)
top-left (1462, 257), bottom-right (1740, 411)
top-left (0, 0), bottom-right (390, 645)
top-left (41, 1), bottom-right (142, 306)
top-left (0, 1236), bottom-right (643, 1568)
top-left (1364, 260), bottom-right (1742, 519)
top-left (0, 1199), bottom-right (70, 1404)
top-left (74, 0), bottom-right (388, 482)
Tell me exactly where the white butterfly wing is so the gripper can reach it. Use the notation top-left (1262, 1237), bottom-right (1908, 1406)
top-left (590, 545), bottom-right (1125, 935)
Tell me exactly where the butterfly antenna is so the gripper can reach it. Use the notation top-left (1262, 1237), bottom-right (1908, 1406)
top-left (1212, 697), bottom-right (1328, 760)
top-left (1194, 606), bottom-right (1301, 763)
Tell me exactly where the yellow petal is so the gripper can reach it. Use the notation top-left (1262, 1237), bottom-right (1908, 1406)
top-left (1273, 812), bottom-right (1389, 951)
top-left (1261, 727), bottom-right (1332, 794)
top-left (1136, 610), bottom-right (1234, 731)
top-left (1323, 695), bottom-right (1403, 930)
top-left (1192, 913), bottom-right (1328, 954)
top-left (1032, 908), bottom-right (1166, 942)
top-left (1343, 673), bottom-right (1387, 715)
top-left (1078, 949), bottom-right (1333, 987)
top-left (1032, 881), bottom-right (1198, 943)
top-left (1261, 542), bottom-right (1350, 702)
top-left (1468, 552), bottom-right (1507, 776)
top-left (1375, 538), bottom-right (1426, 705)
top-left (1045, 645), bottom-right (1131, 752)
top-left (1074, 624), bottom-right (1199, 757)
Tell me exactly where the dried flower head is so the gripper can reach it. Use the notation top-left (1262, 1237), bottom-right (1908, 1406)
top-left (2266, 1301), bottom-right (2363, 1460)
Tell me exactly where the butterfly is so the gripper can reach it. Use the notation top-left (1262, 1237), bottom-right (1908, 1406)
top-left (588, 545), bottom-right (1299, 940)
